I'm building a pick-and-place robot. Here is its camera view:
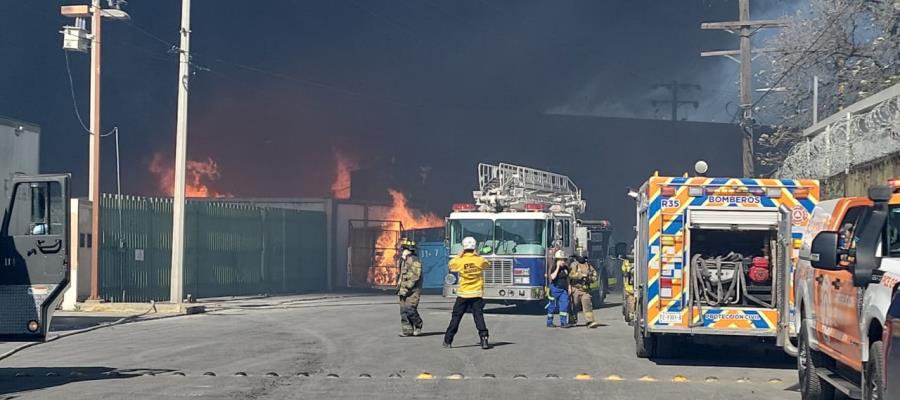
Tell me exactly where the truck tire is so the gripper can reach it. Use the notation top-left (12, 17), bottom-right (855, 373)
top-left (798, 318), bottom-right (835, 400)
top-left (622, 293), bottom-right (634, 323)
top-left (864, 340), bottom-right (885, 400)
top-left (634, 315), bottom-right (656, 358)
top-left (592, 277), bottom-right (607, 309)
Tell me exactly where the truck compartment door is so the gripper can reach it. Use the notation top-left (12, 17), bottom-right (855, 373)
top-left (689, 209), bottom-right (780, 230)
top-left (0, 174), bottom-right (70, 339)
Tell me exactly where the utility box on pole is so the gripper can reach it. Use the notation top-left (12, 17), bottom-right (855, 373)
top-left (0, 116), bottom-right (40, 209)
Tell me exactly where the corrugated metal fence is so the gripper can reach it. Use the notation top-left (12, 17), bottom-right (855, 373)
top-left (99, 194), bottom-right (326, 302)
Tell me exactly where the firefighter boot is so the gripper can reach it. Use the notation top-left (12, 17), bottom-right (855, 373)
top-left (546, 316), bottom-right (555, 328)
top-left (480, 336), bottom-right (491, 350)
top-left (560, 315), bottom-right (570, 328)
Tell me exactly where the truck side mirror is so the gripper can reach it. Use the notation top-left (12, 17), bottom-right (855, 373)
top-left (810, 231), bottom-right (841, 270)
top-left (852, 186), bottom-right (891, 287)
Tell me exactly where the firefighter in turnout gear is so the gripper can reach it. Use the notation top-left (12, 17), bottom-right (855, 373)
top-left (547, 250), bottom-right (571, 328)
top-left (569, 249), bottom-right (600, 328)
top-left (397, 238), bottom-right (423, 337)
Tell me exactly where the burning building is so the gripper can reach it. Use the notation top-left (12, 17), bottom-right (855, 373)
top-left (149, 152), bottom-right (230, 198)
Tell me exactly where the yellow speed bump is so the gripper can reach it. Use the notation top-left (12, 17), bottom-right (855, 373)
top-left (736, 377), bottom-right (751, 384)
top-left (416, 372), bottom-right (434, 380)
top-left (638, 375), bottom-right (657, 382)
top-left (574, 373), bottom-right (593, 381)
top-left (671, 375), bottom-right (689, 383)
top-left (704, 376), bottom-right (719, 383)
top-left (768, 378), bottom-right (783, 384)
top-left (446, 373), bottom-right (465, 380)
top-left (604, 374), bottom-right (625, 381)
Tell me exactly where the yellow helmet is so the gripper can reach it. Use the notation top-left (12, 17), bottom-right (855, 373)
top-left (554, 250), bottom-right (567, 259)
top-left (399, 238), bottom-right (417, 251)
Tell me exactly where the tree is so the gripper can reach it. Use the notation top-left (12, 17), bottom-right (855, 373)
top-left (756, 0), bottom-right (900, 172)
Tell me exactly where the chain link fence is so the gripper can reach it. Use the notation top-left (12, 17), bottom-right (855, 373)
top-left (776, 84), bottom-right (900, 183)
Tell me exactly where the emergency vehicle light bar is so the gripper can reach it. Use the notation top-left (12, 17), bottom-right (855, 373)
top-left (452, 203), bottom-right (476, 212)
top-left (888, 178), bottom-right (900, 192)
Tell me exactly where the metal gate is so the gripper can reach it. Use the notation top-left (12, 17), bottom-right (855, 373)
top-left (347, 219), bottom-right (403, 289)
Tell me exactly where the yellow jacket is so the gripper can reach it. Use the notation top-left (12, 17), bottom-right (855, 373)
top-left (450, 252), bottom-right (488, 298)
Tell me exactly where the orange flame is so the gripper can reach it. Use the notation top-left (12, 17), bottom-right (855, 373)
top-left (149, 153), bottom-right (230, 198)
top-left (330, 150), bottom-right (357, 200)
top-left (368, 189), bottom-right (444, 286)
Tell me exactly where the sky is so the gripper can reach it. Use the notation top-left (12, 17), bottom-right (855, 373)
top-left (1, 0), bottom-right (802, 208)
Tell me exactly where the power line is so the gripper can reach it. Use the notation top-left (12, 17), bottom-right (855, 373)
top-left (64, 50), bottom-right (91, 133)
top-left (123, 20), bottom-right (175, 48)
top-left (750, 1), bottom-right (861, 111)
top-left (64, 51), bottom-right (120, 137)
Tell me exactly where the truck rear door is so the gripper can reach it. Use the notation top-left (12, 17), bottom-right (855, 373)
top-left (0, 174), bottom-right (70, 340)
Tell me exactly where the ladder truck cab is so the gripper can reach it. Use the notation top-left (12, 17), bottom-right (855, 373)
top-left (630, 162), bottom-right (819, 358)
top-left (0, 174), bottom-right (71, 341)
top-left (443, 163), bottom-right (592, 308)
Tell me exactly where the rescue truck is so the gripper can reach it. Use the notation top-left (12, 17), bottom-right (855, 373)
top-left (630, 161), bottom-right (819, 358)
top-left (796, 183), bottom-right (900, 400)
top-left (0, 174), bottom-right (71, 340)
top-left (443, 163), bottom-right (610, 309)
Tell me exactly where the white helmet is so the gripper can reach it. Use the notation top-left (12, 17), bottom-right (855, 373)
top-left (462, 237), bottom-right (477, 251)
top-left (554, 250), bottom-right (567, 259)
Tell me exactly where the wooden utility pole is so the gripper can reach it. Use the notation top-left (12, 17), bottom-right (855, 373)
top-left (701, 0), bottom-right (786, 177)
top-left (651, 81), bottom-right (701, 121)
top-left (88, 0), bottom-right (102, 300)
top-left (170, 0), bottom-right (191, 304)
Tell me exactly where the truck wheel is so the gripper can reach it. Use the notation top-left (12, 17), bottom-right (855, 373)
top-left (593, 270), bottom-right (608, 308)
top-left (865, 340), bottom-right (885, 400)
top-left (798, 319), bottom-right (834, 399)
top-left (623, 294), bottom-right (635, 324)
top-left (634, 315), bottom-right (656, 358)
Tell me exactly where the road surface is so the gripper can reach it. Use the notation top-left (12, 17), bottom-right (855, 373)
top-left (0, 294), bottom-right (802, 399)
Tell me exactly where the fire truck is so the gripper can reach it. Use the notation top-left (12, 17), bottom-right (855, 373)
top-left (442, 163), bottom-right (609, 309)
top-left (0, 174), bottom-right (71, 340)
top-left (629, 162), bottom-right (819, 358)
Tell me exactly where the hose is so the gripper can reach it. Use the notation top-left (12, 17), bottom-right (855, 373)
top-left (0, 302), bottom-right (160, 362)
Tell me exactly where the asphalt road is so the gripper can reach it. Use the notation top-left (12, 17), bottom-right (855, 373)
top-left (0, 294), bottom-right (803, 399)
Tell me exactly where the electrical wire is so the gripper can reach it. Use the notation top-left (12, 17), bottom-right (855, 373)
top-left (64, 50), bottom-right (120, 137)
top-left (751, 1), bottom-right (862, 111)
top-left (64, 51), bottom-right (92, 134)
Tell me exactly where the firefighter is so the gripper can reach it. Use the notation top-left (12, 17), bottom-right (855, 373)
top-left (621, 251), bottom-right (635, 323)
top-left (397, 238), bottom-right (423, 337)
top-left (443, 236), bottom-right (491, 349)
top-left (569, 249), bottom-right (600, 328)
top-left (547, 250), bottom-right (571, 328)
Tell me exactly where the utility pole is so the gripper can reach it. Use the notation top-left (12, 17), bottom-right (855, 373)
top-left (88, 0), bottom-right (102, 301)
top-left (701, 0), bottom-right (786, 177)
top-left (651, 81), bottom-right (701, 121)
top-left (60, 1), bottom-right (130, 301)
top-left (170, 0), bottom-right (191, 304)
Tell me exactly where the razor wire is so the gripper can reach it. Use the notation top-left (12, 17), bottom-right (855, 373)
top-left (776, 94), bottom-right (900, 180)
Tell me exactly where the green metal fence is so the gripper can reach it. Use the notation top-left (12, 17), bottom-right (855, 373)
top-left (99, 195), bottom-right (326, 302)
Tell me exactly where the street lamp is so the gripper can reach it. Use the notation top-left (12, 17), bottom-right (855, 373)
top-left (60, 0), bottom-right (131, 302)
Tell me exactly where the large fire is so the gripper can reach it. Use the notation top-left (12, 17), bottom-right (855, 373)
top-left (149, 152), bottom-right (229, 198)
top-left (368, 189), bottom-right (444, 287)
top-left (330, 150), bottom-right (357, 200)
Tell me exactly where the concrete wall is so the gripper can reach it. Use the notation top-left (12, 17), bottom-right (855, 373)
top-left (822, 152), bottom-right (900, 199)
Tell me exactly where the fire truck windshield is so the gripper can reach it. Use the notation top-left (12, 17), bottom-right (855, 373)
top-left (449, 219), bottom-right (494, 254)
top-left (449, 218), bottom-right (546, 256)
top-left (494, 219), bottom-right (546, 255)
